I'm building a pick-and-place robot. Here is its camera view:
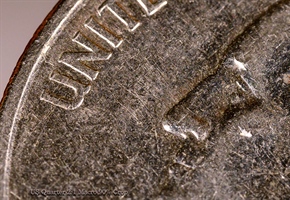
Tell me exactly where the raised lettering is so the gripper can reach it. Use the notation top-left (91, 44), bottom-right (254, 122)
top-left (40, 65), bottom-right (91, 110)
top-left (99, 2), bottom-right (141, 32)
top-left (85, 16), bottom-right (123, 48)
top-left (136, 0), bottom-right (167, 16)
top-left (40, 0), bottom-right (168, 109)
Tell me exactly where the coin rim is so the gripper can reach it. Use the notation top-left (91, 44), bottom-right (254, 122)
top-left (0, 0), bottom-right (64, 110)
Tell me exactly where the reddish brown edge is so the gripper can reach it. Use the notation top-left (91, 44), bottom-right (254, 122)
top-left (0, 0), bottom-right (65, 111)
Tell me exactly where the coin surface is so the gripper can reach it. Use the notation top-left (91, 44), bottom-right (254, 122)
top-left (0, 0), bottom-right (289, 199)
top-left (0, 0), bottom-right (58, 100)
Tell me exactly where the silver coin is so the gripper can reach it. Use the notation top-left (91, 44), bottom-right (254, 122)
top-left (0, 0), bottom-right (58, 100)
top-left (0, 0), bottom-right (289, 199)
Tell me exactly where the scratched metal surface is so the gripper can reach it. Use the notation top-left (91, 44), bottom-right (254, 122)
top-left (0, 0), bottom-right (289, 199)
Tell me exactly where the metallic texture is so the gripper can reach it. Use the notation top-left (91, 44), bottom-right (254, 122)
top-left (0, 0), bottom-right (289, 199)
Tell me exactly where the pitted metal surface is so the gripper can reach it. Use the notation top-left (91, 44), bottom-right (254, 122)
top-left (0, 0), bottom-right (289, 199)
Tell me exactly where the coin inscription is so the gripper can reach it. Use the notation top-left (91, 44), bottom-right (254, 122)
top-left (1, 0), bottom-right (289, 199)
top-left (40, 0), bottom-right (167, 110)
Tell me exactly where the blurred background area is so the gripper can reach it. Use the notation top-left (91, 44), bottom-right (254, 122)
top-left (0, 0), bottom-right (58, 101)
